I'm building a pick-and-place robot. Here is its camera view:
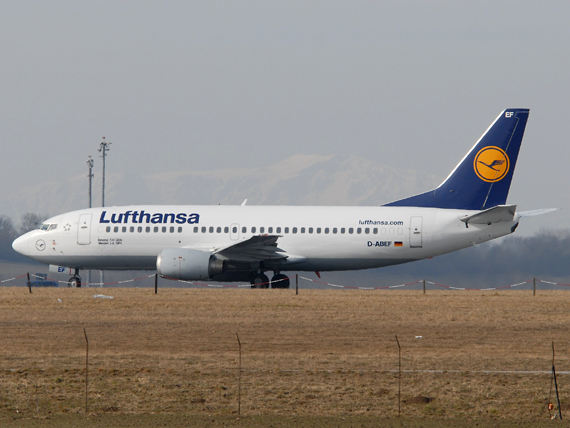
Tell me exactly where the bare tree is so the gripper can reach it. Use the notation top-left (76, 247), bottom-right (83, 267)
top-left (0, 215), bottom-right (16, 241)
top-left (0, 215), bottom-right (19, 261)
top-left (19, 213), bottom-right (47, 235)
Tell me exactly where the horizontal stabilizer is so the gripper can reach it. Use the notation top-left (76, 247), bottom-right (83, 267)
top-left (460, 205), bottom-right (517, 225)
top-left (518, 208), bottom-right (558, 218)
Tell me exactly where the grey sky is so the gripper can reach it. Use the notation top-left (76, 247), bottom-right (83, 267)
top-left (1, 1), bottom-right (568, 235)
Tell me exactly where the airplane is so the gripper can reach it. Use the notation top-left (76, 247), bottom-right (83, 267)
top-left (12, 108), bottom-right (553, 288)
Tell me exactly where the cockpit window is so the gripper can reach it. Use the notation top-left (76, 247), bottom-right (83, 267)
top-left (40, 224), bottom-right (49, 231)
top-left (40, 223), bottom-right (57, 231)
top-left (48, 224), bottom-right (57, 231)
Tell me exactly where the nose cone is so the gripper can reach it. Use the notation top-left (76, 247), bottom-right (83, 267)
top-left (12, 234), bottom-right (30, 256)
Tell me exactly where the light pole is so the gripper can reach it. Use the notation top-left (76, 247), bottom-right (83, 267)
top-left (98, 137), bottom-right (111, 208)
top-left (86, 156), bottom-right (94, 287)
top-left (87, 156), bottom-right (94, 209)
top-left (98, 137), bottom-right (111, 287)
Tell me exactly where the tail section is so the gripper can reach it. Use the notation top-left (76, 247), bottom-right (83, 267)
top-left (385, 108), bottom-right (530, 210)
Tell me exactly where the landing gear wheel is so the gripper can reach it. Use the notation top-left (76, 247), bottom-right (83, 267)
top-left (68, 276), bottom-right (82, 288)
top-left (271, 274), bottom-right (290, 289)
top-left (250, 273), bottom-right (270, 289)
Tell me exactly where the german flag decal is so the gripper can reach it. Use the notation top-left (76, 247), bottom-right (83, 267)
top-left (394, 242), bottom-right (403, 247)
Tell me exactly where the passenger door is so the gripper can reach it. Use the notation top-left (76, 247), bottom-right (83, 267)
top-left (77, 214), bottom-right (92, 245)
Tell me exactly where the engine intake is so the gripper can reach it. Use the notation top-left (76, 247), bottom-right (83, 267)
top-left (156, 248), bottom-right (223, 280)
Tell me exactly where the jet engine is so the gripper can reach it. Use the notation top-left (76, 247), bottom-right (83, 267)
top-left (156, 248), bottom-right (224, 280)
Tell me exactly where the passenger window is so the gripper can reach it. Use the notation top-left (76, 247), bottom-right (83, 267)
top-left (381, 228), bottom-right (386, 234)
top-left (194, 227), bottom-right (198, 233)
top-left (224, 226), bottom-right (229, 233)
top-left (138, 227), bottom-right (142, 233)
top-left (341, 228), bottom-right (346, 234)
top-left (146, 227), bottom-right (151, 233)
top-left (251, 227), bottom-right (256, 233)
top-left (216, 227), bottom-right (221, 233)
top-left (357, 228), bottom-right (362, 234)
top-left (284, 227), bottom-right (289, 233)
top-left (373, 228), bottom-right (378, 234)
top-left (209, 227), bottom-right (214, 233)
top-left (178, 227), bottom-right (183, 233)
top-left (202, 227), bottom-right (206, 233)
top-left (170, 227), bottom-right (174, 233)
top-left (349, 228), bottom-right (354, 234)
top-left (324, 228), bottom-right (329, 234)
top-left (292, 227), bottom-right (297, 234)
top-left (232, 227), bottom-right (237, 233)
top-left (301, 227), bottom-right (305, 233)
top-left (114, 226), bottom-right (119, 233)
top-left (268, 227), bottom-right (273, 233)
top-left (317, 228), bottom-right (321, 234)
top-left (106, 226), bottom-right (111, 233)
top-left (161, 226), bottom-right (166, 233)
top-left (130, 226), bottom-right (134, 232)
top-left (333, 228), bottom-right (337, 234)
top-left (309, 227), bottom-right (313, 234)
top-left (122, 226), bottom-right (127, 233)
top-left (242, 227), bottom-right (246, 233)
top-left (276, 227), bottom-right (281, 233)
top-left (260, 227), bottom-right (265, 233)
top-left (365, 228), bottom-right (370, 234)
top-left (154, 227), bottom-right (159, 233)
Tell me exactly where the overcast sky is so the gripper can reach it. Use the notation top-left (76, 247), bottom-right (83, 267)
top-left (1, 1), bottom-right (568, 235)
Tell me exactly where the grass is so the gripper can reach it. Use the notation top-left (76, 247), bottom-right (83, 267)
top-left (0, 287), bottom-right (568, 426)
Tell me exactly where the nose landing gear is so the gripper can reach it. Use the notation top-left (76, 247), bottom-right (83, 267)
top-left (68, 269), bottom-right (82, 287)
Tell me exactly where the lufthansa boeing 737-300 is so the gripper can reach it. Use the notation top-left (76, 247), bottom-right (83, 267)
top-left (12, 109), bottom-right (554, 288)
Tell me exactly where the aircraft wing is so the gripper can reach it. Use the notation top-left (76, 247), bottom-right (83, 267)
top-left (459, 205), bottom-right (517, 225)
top-left (213, 235), bottom-right (287, 262)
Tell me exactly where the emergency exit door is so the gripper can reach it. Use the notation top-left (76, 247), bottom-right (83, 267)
top-left (409, 216), bottom-right (423, 248)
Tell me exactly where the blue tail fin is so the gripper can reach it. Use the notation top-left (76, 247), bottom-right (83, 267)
top-left (385, 108), bottom-right (530, 210)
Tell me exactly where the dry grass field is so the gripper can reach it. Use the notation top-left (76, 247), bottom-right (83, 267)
top-left (0, 286), bottom-right (569, 427)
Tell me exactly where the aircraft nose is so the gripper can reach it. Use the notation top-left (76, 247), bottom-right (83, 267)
top-left (12, 234), bottom-right (29, 256)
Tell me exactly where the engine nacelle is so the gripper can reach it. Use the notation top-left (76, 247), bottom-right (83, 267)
top-left (156, 248), bottom-right (224, 280)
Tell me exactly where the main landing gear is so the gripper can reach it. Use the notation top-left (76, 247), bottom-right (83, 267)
top-left (271, 273), bottom-right (290, 289)
top-left (250, 272), bottom-right (290, 289)
top-left (68, 269), bottom-right (82, 288)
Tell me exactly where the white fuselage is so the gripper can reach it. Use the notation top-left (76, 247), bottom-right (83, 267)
top-left (12, 204), bottom-right (519, 273)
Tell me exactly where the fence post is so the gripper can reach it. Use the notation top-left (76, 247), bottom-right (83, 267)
top-left (533, 277), bottom-right (536, 296)
top-left (155, 273), bottom-right (158, 294)
top-left (83, 328), bottom-right (89, 414)
top-left (236, 333), bottom-right (242, 416)
top-left (27, 273), bottom-right (32, 294)
top-left (423, 279), bottom-right (426, 294)
top-left (395, 335), bottom-right (401, 417)
top-left (552, 342), bottom-right (563, 420)
top-left (296, 274), bottom-right (298, 295)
